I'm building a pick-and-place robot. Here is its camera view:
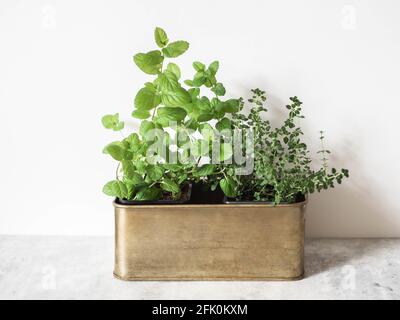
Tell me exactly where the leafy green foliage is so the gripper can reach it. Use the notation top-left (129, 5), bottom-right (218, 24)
top-left (134, 87), bottom-right (161, 110)
top-left (101, 113), bottom-right (124, 131)
top-left (133, 50), bottom-right (163, 75)
top-left (162, 41), bottom-right (189, 58)
top-left (102, 27), bottom-right (240, 201)
top-left (154, 27), bottom-right (169, 48)
top-left (223, 88), bottom-right (349, 204)
top-left (166, 63), bottom-right (181, 79)
top-left (219, 177), bottom-right (236, 198)
top-left (103, 180), bottom-right (128, 199)
top-left (102, 28), bottom-right (348, 205)
top-left (131, 109), bottom-right (150, 119)
top-left (157, 107), bottom-right (187, 122)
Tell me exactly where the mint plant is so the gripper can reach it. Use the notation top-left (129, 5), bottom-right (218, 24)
top-left (101, 27), bottom-right (240, 201)
top-left (220, 89), bottom-right (349, 204)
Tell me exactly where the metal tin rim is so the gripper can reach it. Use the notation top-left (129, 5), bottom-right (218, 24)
top-left (113, 197), bottom-right (308, 209)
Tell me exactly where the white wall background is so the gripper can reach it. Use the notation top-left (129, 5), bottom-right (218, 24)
top-left (0, 0), bottom-right (399, 237)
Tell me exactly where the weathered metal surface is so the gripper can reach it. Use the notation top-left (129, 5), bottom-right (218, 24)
top-left (114, 201), bottom-right (306, 280)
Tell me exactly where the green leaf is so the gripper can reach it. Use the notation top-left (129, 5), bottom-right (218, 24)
top-left (159, 70), bottom-right (179, 92)
top-left (146, 165), bottom-right (164, 181)
top-left (166, 62), bottom-right (181, 79)
top-left (132, 109), bottom-right (150, 119)
top-left (193, 164), bottom-right (216, 177)
top-left (103, 180), bottom-right (128, 199)
top-left (190, 139), bottom-right (209, 157)
top-left (193, 71), bottom-right (207, 87)
top-left (161, 87), bottom-right (191, 107)
top-left (184, 79), bottom-right (193, 86)
top-left (154, 27), bottom-right (169, 48)
top-left (216, 117), bottom-right (232, 131)
top-left (157, 107), bottom-right (187, 122)
top-left (123, 167), bottom-right (143, 186)
top-left (199, 123), bottom-right (215, 140)
top-left (194, 96), bottom-right (212, 113)
top-left (208, 61), bottom-right (219, 75)
top-left (133, 50), bottom-right (163, 75)
top-left (217, 99), bottom-right (239, 113)
top-left (197, 113), bottom-right (213, 122)
top-left (193, 61), bottom-right (205, 71)
top-left (124, 133), bottom-right (141, 152)
top-left (139, 120), bottom-right (155, 140)
top-left (134, 187), bottom-right (162, 201)
top-left (114, 122), bottom-right (124, 131)
top-left (103, 142), bottom-right (126, 161)
top-left (162, 41), bottom-right (189, 58)
top-left (184, 118), bottom-right (198, 130)
top-left (219, 177), bottom-right (236, 198)
top-left (188, 88), bottom-right (200, 100)
top-left (220, 143), bottom-right (233, 161)
top-left (134, 87), bottom-right (161, 110)
top-left (181, 103), bottom-right (194, 114)
top-left (211, 83), bottom-right (226, 96)
top-left (135, 161), bottom-right (147, 175)
top-left (101, 113), bottom-right (124, 131)
top-left (161, 178), bottom-right (180, 194)
top-left (164, 164), bottom-right (181, 172)
top-left (101, 113), bottom-right (117, 129)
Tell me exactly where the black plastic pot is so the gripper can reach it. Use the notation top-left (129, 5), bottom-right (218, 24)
top-left (116, 183), bottom-right (192, 205)
top-left (189, 182), bottom-right (225, 204)
top-left (223, 193), bottom-right (306, 205)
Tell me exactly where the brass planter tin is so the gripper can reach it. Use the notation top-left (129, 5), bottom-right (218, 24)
top-left (114, 200), bottom-right (306, 281)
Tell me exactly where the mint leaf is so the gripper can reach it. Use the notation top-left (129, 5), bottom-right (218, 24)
top-left (157, 107), bottom-right (187, 122)
top-left (211, 83), bottom-right (226, 96)
top-left (132, 109), bottom-right (150, 119)
top-left (161, 87), bottom-right (191, 107)
top-left (139, 120), bottom-right (155, 140)
top-left (146, 165), bottom-right (164, 181)
top-left (219, 177), bottom-right (236, 198)
top-left (216, 99), bottom-right (239, 114)
top-left (161, 178), bottom-right (180, 194)
top-left (159, 70), bottom-right (179, 92)
top-left (103, 180), bottom-right (128, 199)
top-left (184, 79), bottom-right (193, 86)
top-left (193, 71), bottom-right (207, 87)
top-left (162, 41), bottom-right (189, 58)
top-left (216, 117), bottom-right (231, 131)
top-left (166, 63), bottom-right (181, 79)
top-left (220, 143), bottom-right (233, 161)
top-left (101, 113), bottom-right (124, 131)
top-left (208, 61), bottom-right (219, 75)
top-left (133, 50), bottom-right (163, 75)
top-left (193, 164), bottom-right (216, 177)
top-left (134, 87), bottom-right (161, 110)
top-left (103, 142), bottom-right (126, 161)
top-left (154, 27), bottom-right (169, 48)
top-left (134, 187), bottom-right (162, 201)
top-left (193, 61), bottom-right (205, 71)
top-left (124, 133), bottom-right (141, 152)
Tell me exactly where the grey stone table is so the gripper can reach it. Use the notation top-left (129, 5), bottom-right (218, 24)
top-left (0, 236), bottom-right (399, 299)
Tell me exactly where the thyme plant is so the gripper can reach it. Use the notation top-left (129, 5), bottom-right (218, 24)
top-left (223, 89), bottom-right (349, 204)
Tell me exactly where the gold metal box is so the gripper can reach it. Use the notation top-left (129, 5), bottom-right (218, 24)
top-left (114, 201), bottom-right (306, 280)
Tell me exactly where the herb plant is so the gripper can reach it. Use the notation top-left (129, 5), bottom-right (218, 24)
top-left (221, 88), bottom-right (349, 204)
top-left (101, 27), bottom-right (239, 201)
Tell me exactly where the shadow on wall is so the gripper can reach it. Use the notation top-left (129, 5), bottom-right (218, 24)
top-left (306, 138), bottom-right (400, 238)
